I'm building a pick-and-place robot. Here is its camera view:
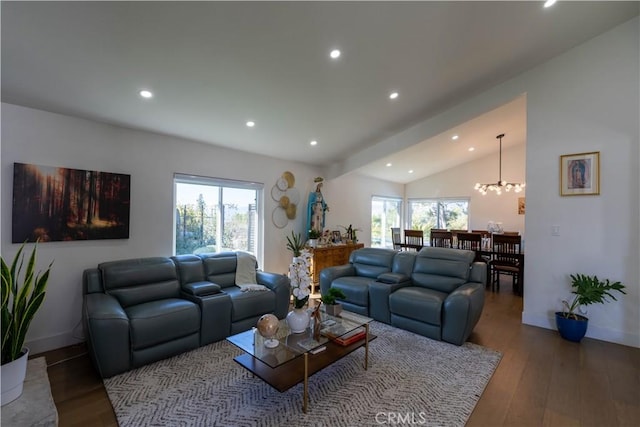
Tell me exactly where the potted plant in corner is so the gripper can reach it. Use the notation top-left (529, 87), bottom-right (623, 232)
top-left (1, 242), bottom-right (53, 405)
top-left (321, 287), bottom-right (347, 317)
top-left (555, 273), bottom-right (626, 343)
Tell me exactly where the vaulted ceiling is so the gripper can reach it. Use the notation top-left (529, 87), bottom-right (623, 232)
top-left (2, 1), bottom-right (638, 183)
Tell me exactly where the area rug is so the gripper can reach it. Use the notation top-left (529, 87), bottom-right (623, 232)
top-left (104, 322), bottom-right (501, 427)
top-left (1, 357), bottom-right (58, 427)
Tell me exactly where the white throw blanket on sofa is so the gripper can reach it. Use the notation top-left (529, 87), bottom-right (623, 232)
top-left (235, 252), bottom-right (266, 292)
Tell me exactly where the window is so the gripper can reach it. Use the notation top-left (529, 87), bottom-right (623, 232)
top-left (174, 174), bottom-right (262, 261)
top-left (408, 198), bottom-right (469, 240)
top-left (371, 196), bottom-right (402, 248)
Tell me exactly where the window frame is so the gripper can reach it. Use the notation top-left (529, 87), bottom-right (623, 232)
top-left (173, 173), bottom-right (264, 264)
top-left (407, 197), bottom-right (470, 238)
top-left (371, 195), bottom-right (403, 249)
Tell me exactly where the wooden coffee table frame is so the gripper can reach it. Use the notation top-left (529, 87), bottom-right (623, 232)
top-left (232, 323), bottom-right (375, 413)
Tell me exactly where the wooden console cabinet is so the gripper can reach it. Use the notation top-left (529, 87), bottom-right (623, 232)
top-left (308, 243), bottom-right (364, 294)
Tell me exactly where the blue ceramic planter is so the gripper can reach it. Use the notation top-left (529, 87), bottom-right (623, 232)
top-left (555, 312), bottom-right (588, 342)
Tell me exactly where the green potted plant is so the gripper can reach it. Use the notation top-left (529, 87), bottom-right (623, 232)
top-left (339, 224), bottom-right (361, 244)
top-left (286, 231), bottom-right (305, 258)
top-left (555, 273), bottom-right (626, 342)
top-left (307, 229), bottom-right (322, 248)
top-left (321, 287), bottom-right (347, 316)
top-left (1, 242), bottom-right (53, 405)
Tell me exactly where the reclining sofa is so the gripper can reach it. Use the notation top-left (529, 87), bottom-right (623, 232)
top-left (82, 252), bottom-right (290, 378)
top-left (320, 247), bottom-right (485, 345)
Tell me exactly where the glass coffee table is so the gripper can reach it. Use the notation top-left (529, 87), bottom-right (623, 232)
top-left (226, 309), bottom-right (374, 413)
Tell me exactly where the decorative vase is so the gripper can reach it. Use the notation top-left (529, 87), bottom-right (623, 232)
top-left (286, 308), bottom-right (310, 333)
top-left (325, 303), bottom-right (342, 317)
top-left (555, 312), bottom-right (589, 342)
top-left (1, 348), bottom-right (29, 406)
top-left (307, 239), bottom-right (318, 248)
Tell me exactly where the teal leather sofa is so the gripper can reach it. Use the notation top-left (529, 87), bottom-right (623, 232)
top-left (82, 252), bottom-right (289, 378)
top-left (320, 247), bottom-right (485, 345)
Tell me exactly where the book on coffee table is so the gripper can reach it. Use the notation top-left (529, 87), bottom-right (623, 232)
top-left (322, 326), bottom-right (367, 346)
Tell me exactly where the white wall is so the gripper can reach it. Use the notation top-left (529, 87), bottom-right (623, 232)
top-left (0, 104), bottom-right (390, 353)
top-left (406, 144), bottom-right (526, 235)
top-left (322, 173), bottom-right (404, 246)
top-left (521, 18), bottom-right (639, 347)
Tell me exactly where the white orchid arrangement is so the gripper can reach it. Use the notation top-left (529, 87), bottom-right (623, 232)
top-left (289, 249), bottom-right (312, 309)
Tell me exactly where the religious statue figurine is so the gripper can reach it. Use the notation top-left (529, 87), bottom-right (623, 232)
top-left (307, 177), bottom-right (328, 237)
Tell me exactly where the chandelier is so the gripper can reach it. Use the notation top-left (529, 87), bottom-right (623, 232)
top-left (474, 133), bottom-right (525, 195)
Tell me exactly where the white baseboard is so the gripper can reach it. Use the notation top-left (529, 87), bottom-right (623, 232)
top-left (25, 331), bottom-right (84, 355)
top-left (522, 311), bottom-right (640, 348)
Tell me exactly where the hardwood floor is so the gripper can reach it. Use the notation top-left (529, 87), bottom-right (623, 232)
top-left (38, 284), bottom-right (639, 426)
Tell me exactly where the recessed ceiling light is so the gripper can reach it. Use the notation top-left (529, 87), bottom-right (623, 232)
top-left (468, 147), bottom-right (475, 152)
top-left (408, 170), bottom-right (414, 174)
top-left (139, 90), bottom-right (153, 99)
top-left (543, 0), bottom-right (557, 8)
top-left (451, 135), bottom-right (459, 140)
top-left (310, 140), bottom-right (318, 146)
top-left (386, 163), bottom-right (392, 167)
top-left (246, 121), bottom-right (255, 128)
top-left (330, 49), bottom-right (341, 59)
top-left (389, 92), bottom-right (399, 100)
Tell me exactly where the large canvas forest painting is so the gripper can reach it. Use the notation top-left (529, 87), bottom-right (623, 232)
top-left (12, 163), bottom-right (130, 243)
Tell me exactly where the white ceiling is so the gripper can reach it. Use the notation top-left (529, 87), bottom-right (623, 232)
top-left (2, 2), bottom-right (638, 183)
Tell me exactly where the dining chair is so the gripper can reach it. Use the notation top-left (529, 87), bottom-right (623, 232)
top-left (403, 229), bottom-right (424, 251)
top-left (450, 229), bottom-right (468, 247)
top-left (429, 230), bottom-right (453, 248)
top-left (489, 234), bottom-right (523, 295)
top-left (391, 227), bottom-right (402, 251)
top-left (456, 232), bottom-right (482, 251)
top-left (471, 229), bottom-right (492, 250)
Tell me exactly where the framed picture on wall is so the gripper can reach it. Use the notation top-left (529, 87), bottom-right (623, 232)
top-left (560, 151), bottom-right (600, 196)
top-left (12, 162), bottom-right (131, 242)
top-left (517, 197), bottom-right (525, 215)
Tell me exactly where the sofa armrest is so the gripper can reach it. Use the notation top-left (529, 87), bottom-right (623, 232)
top-left (469, 262), bottom-right (487, 286)
top-left (369, 280), bottom-right (411, 324)
top-left (442, 282), bottom-right (485, 345)
top-left (83, 293), bottom-right (130, 378)
top-left (319, 265), bottom-right (356, 295)
top-left (256, 271), bottom-right (291, 319)
top-left (182, 281), bottom-right (221, 296)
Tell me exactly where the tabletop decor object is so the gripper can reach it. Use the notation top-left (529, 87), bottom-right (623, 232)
top-left (320, 287), bottom-right (347, 317)
top-left (287, 250), bottom-right (312, 333)
top-left (256, 314), bottom-right (280, 348)
top-left (555, 273), bottom-right (625, 342)
top-left (560, 151), bottom-right (600, 196)
top-left (307, 229), bottom-right (322, 248)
